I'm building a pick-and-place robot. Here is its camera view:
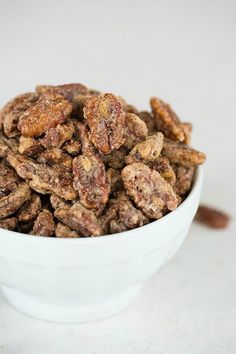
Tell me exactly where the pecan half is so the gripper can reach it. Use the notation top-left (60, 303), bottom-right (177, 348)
top-left (149, 156), bottom-right (176, 186)
top-left (73, 154), bottom-right (110, 209)
top-left (123, 113), bottom-right (148, 149)
top-left (7, 153), bottom-right (77, 200)
top-left (1, 92), bottom-right (38, 137)
top-left (55, 222), bottom-right (80, 238)
top-left (162, 139), bottom-right (206, 167)
top-left (0, 134), bottom-right (18, 158)
top-left (0, 182), bottom-right (31, 219)
top-left (36, 83), bottom-right (88, 113)
top-left (195, 205), bottom-right (230, 229)
top-left (173, 164), bottom-right (195, 195)
top-left (18, 136), bottom-right (43, 157)
top-left (84, 93), bottom-right (125, 154)
top-left (150, 97), bottom-right (185, 142)
top-left (38, 148), bottom-right (72, 170)
top-left (122, 163), bottom-right (178, 219)
top-left (125, 133), bottom-right (164, 164)
top-left (32, 209), bottom-right (55, 236)
top-left (17, 193), bottom-right (41, 222)
top-left (40, 121), bottom-right (75, 149)
top-left (0, 159), bottom-right (21, 193)
top-left (18, 94), bottom-right (72, 137)
top-left (54, 202), bottom-right (102, 236)
top-left (0, 217), bottom-right (18, 230)
top-left (138, 111), bottom-right (157, 135)
top-left (100, 192), bottom-right (148, 234)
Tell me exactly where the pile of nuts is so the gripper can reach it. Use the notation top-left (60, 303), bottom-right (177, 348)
top-left (0, 84), bottom-right (206, 237)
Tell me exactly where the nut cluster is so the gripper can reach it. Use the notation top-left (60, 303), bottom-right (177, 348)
top-left (0, 84), bottom-right (206, 237)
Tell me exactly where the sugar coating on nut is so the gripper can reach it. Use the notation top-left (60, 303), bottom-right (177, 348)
top-left (150, 97), bottom-right (185, 142)
top-left (7, 153), bottom-right (77, 200)
top-left (149, 156), bottom-right (176, 186)
top-left (18, 136), bottom-right (43, 157)
top-left (55, 222), bottom-right (80, 238)
top-left (18, 94), bottom-right (72, 137)
top-left (73, 154), bottom-right (110, 210)
top-left (54, 202), bottom-right (102, 236)
top-left (123, 113), bottom-right (148, 149)
top-left (122, 163), bottom-right (179, 219)
top-left (84, 93), bottom-right (125, 154)
top-left (0, 182), bottom-right (31, 219)
top-left (125, 133), bottom-right (164, 164)
top-left (40, 121), bottom-right (75, 149)
top-left (1, 92), bottom-right (38, 138)
top-left (32, 209), bottom-right (55, 236)
top-left (162, 139), bottom-right (206, 167)
top-left (17, 193), bottom-right (41, 222)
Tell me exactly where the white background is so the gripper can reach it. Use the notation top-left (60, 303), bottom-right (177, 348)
top-left (0, 0), bottom-right (236, 353)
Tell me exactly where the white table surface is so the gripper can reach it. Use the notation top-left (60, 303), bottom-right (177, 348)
top-left (0, 0), bottom-right (235, 353)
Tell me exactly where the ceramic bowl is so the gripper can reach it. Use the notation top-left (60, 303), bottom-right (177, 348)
top-left (0, 167), bottom-right (203, 323)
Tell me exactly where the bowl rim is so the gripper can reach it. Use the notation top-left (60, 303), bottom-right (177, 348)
top-left (0, 166), bottom-right (203, 244)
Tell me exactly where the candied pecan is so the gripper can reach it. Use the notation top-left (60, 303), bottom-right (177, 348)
top-left (162, 139), bottom-right (206, 167)
top-left (55, 222), bottom-right (80, 238)
top-left (38, 148), bottom-right (72, 170)
top-left (50, 193), bottom-right (68, 210)
top-left (32, 209), bottom-right (55, 236)
top-left (0, 182), bottom-right (31, 219)
top-left (149, 156), bottom-right (176, 186)
top-left (63, 139), bottom-right (81, 156)
top-left (76, 122), bottom-right (94, 155)
top-left (0, 134), bottom-right (18, 157)
top-left (107, 168), bottom-right (122, 194)
top-left (101, 147), bottom-right (127, 169)
top-left (18, 94), bottom-right (72, 137)
top-left (1, 92), bottom-right (38, 137)
top-left (195, 205), bottom-right (230, 229)
top-left (36, 83), bottom-right (88, 112)
top-left (7, 153), bottom-right (77, 200)
top-left (114, 192), bottom-right (149, 228)
top-left (173, 164), bottom-right (195, 195)
top-left (150, 97), bottom-right (185, 142)
top-left (0, 159), bottom-right (21, 193)
top-left (123, 113), bottom-right (148, 149)
top-left (18, 136), bottom-right (43, 157)
top-left (17, 193), bottom-right (41, 222)
top-left (125, 133), bottom-right (164, 164)
top-left (54, 202), bottom-right (102, 236)
top-left (181, 122), bottom-right (192, 145)
top-left (73, 154), bottom-right (110, 209)
top-left (84, 93), bottom-right (125, 154)
top-left (0, 217), bottom-right (18, 230)
top-left (100, 192), bottom-right (148, 234)
top-left (122, 163), bottom-right (178, 219)
top-left (40, 121), bottom-right (75, 149)
top-left (138, 111), bottom-right (157, 134)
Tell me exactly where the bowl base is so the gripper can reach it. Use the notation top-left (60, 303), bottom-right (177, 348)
top-left (1, 284), bottom-right (141, 323)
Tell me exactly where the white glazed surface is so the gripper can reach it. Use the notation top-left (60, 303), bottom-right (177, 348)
top-left (0, 167), bottom-right (203, 323)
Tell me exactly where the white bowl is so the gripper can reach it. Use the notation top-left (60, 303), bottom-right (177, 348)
top-left (0, 167), bottom-right (203, 323)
